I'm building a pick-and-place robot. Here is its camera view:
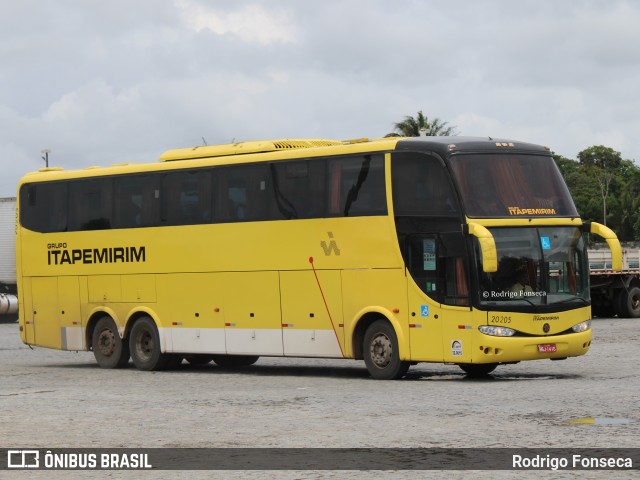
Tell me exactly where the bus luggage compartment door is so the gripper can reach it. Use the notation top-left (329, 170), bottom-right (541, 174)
top-left (223, 271), bottom-right (283, 355)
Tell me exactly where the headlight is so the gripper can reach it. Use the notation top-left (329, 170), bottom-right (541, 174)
top-left (571, 320), bottom-right (591, 333)
top-left (479, 325), bottom-right (516, 337)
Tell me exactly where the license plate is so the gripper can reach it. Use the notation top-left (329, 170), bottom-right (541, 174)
top-left (537, 343), bottom-right (557, 353)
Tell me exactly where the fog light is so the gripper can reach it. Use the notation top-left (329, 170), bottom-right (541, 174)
top-left (571, 320), bottom-right (591, 333)
top-left (479, 325), bottom-right (516, 337)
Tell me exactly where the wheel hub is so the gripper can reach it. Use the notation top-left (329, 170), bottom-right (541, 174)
top-left (370, 333), bottom-right (392, 368)
top-left (97, 329), bottom-right (116, 357)
top-left (135, 331), bottom-right (154, 361)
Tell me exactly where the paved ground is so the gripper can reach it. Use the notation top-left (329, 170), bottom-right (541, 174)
top-left (0, 317), bottom-right (638, 479)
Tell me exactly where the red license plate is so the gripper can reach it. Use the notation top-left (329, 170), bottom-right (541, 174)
top-left (537, 343), bottom-right (557, 353)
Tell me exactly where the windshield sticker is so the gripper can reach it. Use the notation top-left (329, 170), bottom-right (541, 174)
top-left (540, 237), bottom-right (551, 250)
top-left (508, 207), bottom-right (556, 215)
top-left (451, 340), bottom-right (463, 356)
top-left (423, 239), bottom-right (436, 271)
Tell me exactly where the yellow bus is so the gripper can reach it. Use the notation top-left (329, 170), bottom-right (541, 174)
top-left (16, 136), bottom-right (622, 379)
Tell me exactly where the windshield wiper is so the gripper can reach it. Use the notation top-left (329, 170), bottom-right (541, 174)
top-left (554, 296), bottom-right (589, 306)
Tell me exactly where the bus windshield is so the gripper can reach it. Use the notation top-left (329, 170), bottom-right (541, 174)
top-left (477, 227), bottom-right (589, 309)
top-left (448, 154), bottom-right (578, 218)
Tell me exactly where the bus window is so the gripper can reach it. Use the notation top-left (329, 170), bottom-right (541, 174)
top-left (161, 169), bottom-right (213, 225)
top-left (441, 232), bottom-right (470, 306)
top-left (406, 233), bottom-right (469, 306)
top-left (68, 178), bottom-right (112, 231)
top-left (217, 163), bottom-right (271, 222)
top-left (327, 155), bottom-right (386, 217)
top-left (392, 152), bottom-right (460, 217)
top-left (449, 154), bottom-right (578, 218)
top-left (20, 182), bottom-right (68, 233)
top-left (269, 160), bottom-right (325, 219)
top-left (113, 175), bottom-right (159, 229)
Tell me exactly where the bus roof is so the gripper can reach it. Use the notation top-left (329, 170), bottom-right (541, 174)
top-left (19, 136), bottom-right (552, 185)
top-left (395, 136), bottom-right (552, 156)
top-left (160, 136), bottom-right (552, 162)
top-left (159, 139), bottom-right (346, 161)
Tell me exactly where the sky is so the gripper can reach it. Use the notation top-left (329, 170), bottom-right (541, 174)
top-left (1, 0), bottom-right (639, 197)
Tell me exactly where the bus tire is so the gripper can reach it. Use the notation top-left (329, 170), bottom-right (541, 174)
top-left (92, 316), bottom-right (129, 369)
top-left (184, 354), bottom-right (214, 365)
top-left (459, 363), bottom-right (498, 377)
top-left (211, 355), bottom-right (259, 367)
top-left (363, 319), bottom-right (410, 380)
top-left (165, 354), bottom-right (183, 369)
top-left (618, 285), bottom-right (640, 318)
top-left (129, 316), bottom-right (171, 371)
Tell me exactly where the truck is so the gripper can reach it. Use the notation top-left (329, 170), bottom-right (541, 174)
top-left (0, 197), bottom-right (18, 321)
top-left (589, 246), bottom-right (640, 318)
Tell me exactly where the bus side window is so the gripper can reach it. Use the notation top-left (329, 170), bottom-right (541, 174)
top-left (327, 155), bottom-right (386, 217)
top-left (217, 164), bottom-right (271, 222)
top-left (440, 232), bottom-right (470, 307)
top-left (113, 175), bottom-right (159, 229)
top-left (406, 233), bottom-right (470, 306)
top-left (20, 182), bottom-right (68, 233)
top-left (161, 170), bottom-right (212, 225)
top-left (269, 160), bottom-right (325, 219)
top-left (391, 152), bottom-right (459, 217)
top-left (407, 236), bottom-right (440, 299)
top-left (68, 178), bottom-right (112, 231)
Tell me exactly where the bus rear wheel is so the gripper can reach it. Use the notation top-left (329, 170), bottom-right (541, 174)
top-left (92, 317), bottom-right (129, 368)
top-left (211, 355), bottom-right (259, 367)
top-left (459, 363), bottom-right (498, 377)
top-left (129, 316), bottom-right (173, 371)
top-left (184, 354), bottom-right (214, 365)
top-left (363, 319), bottom-right (410, 380)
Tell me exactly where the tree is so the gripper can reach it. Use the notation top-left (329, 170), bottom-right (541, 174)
top-left (387, 111), bottom-right (456, 137)
top-left (557, 146), bottom-right (640, 241)
top-left (577, 146), bottom-right (622, 227)
top-left (577, 145), bottom-right (622, 170)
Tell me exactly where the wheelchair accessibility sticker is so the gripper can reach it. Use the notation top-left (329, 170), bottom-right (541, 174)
top-left (420, 305), bottom-right (430, 317)
top-left (540, 236), bottom-right (551, 250)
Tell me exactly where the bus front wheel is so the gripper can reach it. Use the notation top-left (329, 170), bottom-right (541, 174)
top-left (459, 363), bottom-right (498, 377)
top-left (92, 317), bottom-right (129, 369)
top-left (363, 320), bottom-right (410, 380)
top-left (129, 316), bottom-right (173, 371)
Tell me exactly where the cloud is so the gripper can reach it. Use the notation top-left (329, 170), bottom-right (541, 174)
top-left (176, 0), bottom-right (297, 45)
top-left (1, 0), bottom-right (639, 198)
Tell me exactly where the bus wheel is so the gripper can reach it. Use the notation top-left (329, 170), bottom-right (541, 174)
top-left (212, 355), bottom-right (259, 367)
top-left (459, 363), bottom-right (498, 377)
top-left (129, 316), bottom-right (171, 371)
top-left (618, 286), bottom-right (640, 318)
top-left (184, 354), bottom-right (214, 365)
top-left (92, 317), bottom-right (129, 369)
top-left (363, 320), bottom-right (410, 380)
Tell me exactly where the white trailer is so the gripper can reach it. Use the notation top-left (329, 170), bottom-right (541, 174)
top-left (589, 247), bottom-right (640, 318)
top-left (0, 197), bottom-right (18, 320)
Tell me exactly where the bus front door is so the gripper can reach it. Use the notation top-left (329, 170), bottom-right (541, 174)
top-left (405, 232), bottom-right (473, 363)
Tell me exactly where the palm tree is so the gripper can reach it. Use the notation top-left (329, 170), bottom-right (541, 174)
top-left (387, 111), bottom-right (457, 137)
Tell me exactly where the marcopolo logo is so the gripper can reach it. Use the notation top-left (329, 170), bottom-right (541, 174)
top-left (320, 232), bottom-right (341, 256)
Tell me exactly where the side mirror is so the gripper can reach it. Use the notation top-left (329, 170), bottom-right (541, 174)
top-left (465, 222), bottom-right (498, 273)
top-left (587, 222), bottom-right (622, 271)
